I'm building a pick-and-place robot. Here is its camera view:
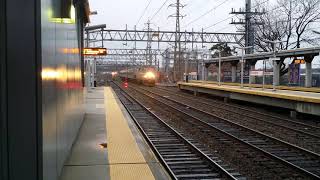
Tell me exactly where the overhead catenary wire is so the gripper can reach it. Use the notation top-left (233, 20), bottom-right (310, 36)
top-left (183, 0), bottom-right (231, 28)
top-left (136, 0), bottom-right (153, 26)
top-left (211, 4), bottom-right (283, 32)
top-left (150, 0), bottom-right (170, 21)
top-left (204, 0), bottom-right (270, 30)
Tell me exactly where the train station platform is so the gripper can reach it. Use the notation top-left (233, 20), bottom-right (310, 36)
top-left (60, 87), bottom-right (169, 180)
top-left (188, 80), bottom-right (320, 93)
top-left (178, 81), bottom-right (320, 117)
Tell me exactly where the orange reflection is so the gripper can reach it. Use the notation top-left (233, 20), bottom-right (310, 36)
top-left (42, 67), bottom-right (83, 89)
top-left (42, 68), bottom-right (61, 80)
top-left (61, 48), bottom-right (80, 54)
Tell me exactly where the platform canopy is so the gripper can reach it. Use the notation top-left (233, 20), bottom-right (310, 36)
top-left (205, 47), bottom-right (320, 65)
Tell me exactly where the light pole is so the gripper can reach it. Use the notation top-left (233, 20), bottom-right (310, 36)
top-left (201, 49), bottom-right (209, 82)
top-left (262, 59), bottom-right (266, 90)
top-left (236, 46), bottom-right (252, 88)
top-left (202, 55), bottom-right (205, 82)
top-left (185, 52), bottom-right (189, 82)
top-left (218, 51), bottom-right (221, 86)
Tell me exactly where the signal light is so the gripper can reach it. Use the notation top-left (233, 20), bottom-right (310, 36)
top-left (124, 82), bottom-right (128, 88)
top-left (294, 59), bottom-right (305, 64)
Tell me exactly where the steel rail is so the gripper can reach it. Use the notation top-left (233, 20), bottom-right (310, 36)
top-left (128, 84), bottom-right (320, 179)
top-left (144, 86), bottom-right (320, 139)
top-left (111, 82), bottom-right (238, 180)
top-left (157, 86), bottom-right (320, 134)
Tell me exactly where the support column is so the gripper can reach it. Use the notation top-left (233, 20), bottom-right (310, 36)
top-left (215, 63), bottom-right (219, 82)
top-left (249, 65), bottom-right (255, 84)
top-left (204, 67), bottom-right (209, 81)
top-left (305, 61), bottom-right (312, 88)
top-left (202, 63), bottom-right (209, 81)
top-left (304, 55), bottom-right (314, 88)
top-left (249, 62), bottom-right (257, 84)
top-left (273, 60), bottom-right (281, 86)
top-left (232, 66), bottom-right (237, 83)
top-left (201, 63), bottom-right (205, 80)
top-left (231, 61), bottom-right (238, 83)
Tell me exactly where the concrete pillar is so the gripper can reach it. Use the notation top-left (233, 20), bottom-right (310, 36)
top-left (273, 60), bottom-right (281, 86)
top-left (305, 61), bottom-right (312, 88)
top-left (231, 61), bottom-right (239, 83)
top-left (249, 64), bottom-right (256, 84)
top-left (215, 63), bottom-right (219, 82)
top-left (204, 67), bottom-right (209, 81)
top-left (201, 63), bottom-right (205, 80)
top-left (231, 65), bottom-right (237, 83)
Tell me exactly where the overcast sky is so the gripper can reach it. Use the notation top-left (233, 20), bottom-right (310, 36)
top-left (88, 0), bottom-right (278, 32)
top-left (87, 0), bottom-right (278, 49)
top-left (87, 0), bottom-right (320, 67)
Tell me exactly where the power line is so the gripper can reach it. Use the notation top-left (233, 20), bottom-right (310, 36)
top-left (212, 5), bottom-right (282, 32)
top-left (136, 0), bottom-right (153, 26)
top-left (183, 0), bottom-right (230, 28)
top-left (204, 0), bottom-right (270, 30)
top-left (204, 15), bottom-right (235, 30)
top-left (150, 0), bottom-right (169, 21)
top-left (215, 26), bottom-right (230, 32)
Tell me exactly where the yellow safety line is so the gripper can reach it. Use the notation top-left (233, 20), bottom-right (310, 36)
top-left (104, 87), bottom-right (155, 180)
top-left (188, 80), bottom-right (320, 93)
top-left (179, 82), bottom-right (320, 104)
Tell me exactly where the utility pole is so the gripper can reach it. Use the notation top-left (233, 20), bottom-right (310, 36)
top-left (245, 0), bottom-right (254, 54)
top-left (146, 20), bottom-right (153, 66)
top-left (169, 0), bottom-right (185, 82)
top-left (231, 0), bottom-right (264, 87)
top-left (231, 0), bottom-right (264, 54)
top-left (164, 49), bottom-right (170, 80)
top-left (218, 51), bottom-right (221, 86)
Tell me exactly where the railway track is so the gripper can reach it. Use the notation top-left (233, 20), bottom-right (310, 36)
top-left (111, 82), bottom-right (241, 180)
top-left (142, 85), bottom-right (320, 153)
top-left (120, 82), bottom-right (320, 179)
top-left (158, 86), bottom-right (320, 127)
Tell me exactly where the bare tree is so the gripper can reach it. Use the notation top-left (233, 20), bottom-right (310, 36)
top-left (293, 0), bottom-right (320, 48)
top-left (251, 0), bottom-right (320, 76)
top-left (253, 0), bottom-right (320, 51)
top-left (254, 8), bottom-right (288, 52)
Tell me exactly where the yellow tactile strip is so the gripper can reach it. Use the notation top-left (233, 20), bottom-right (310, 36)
top-left (104, 87), bottom-right (155, 180)
top-left (179, 82), bottom-right (320, 104)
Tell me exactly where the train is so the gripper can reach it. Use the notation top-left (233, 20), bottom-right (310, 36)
top-left (117, 66), bottom-right (158, 86)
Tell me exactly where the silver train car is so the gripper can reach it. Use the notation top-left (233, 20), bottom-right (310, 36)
top-left (118, 67), bottom-right (157, 86)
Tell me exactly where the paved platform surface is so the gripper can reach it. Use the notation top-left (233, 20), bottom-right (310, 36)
top-left (188, 80), bottom-right (320, 93)
top-left (60, 87), bottom-right (169, 180)
top-left (179, 82), bottom-right (320, 104)
top-left (156, 82), bottom-right (177, 87)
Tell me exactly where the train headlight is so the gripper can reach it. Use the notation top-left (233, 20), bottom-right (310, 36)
top-left (144, 72), bottom-right (155, 79)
